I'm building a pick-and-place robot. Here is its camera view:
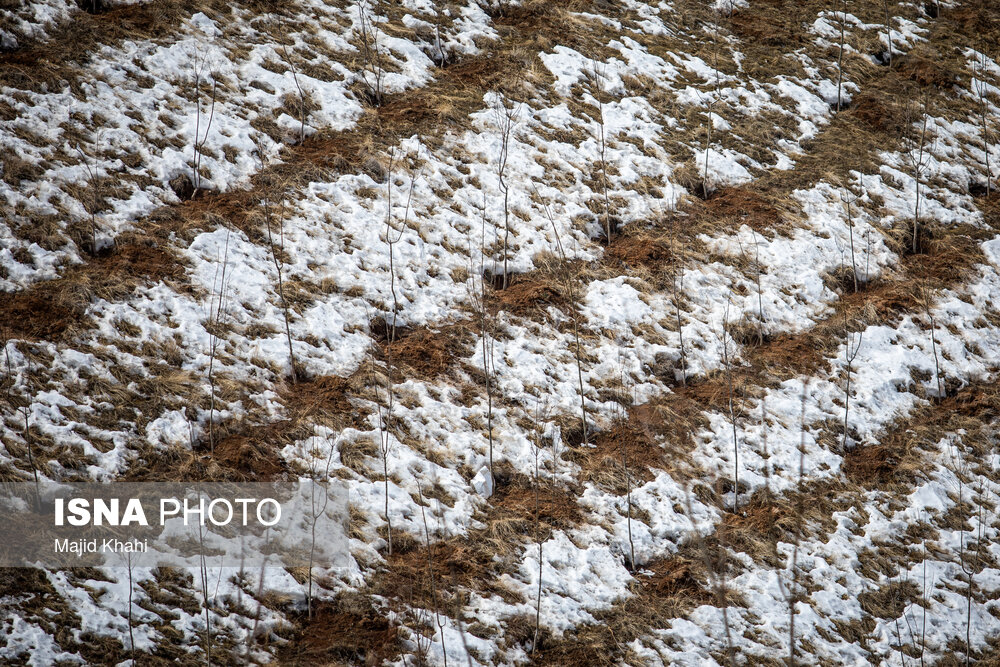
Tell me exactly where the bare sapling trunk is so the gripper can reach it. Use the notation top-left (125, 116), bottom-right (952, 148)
top-left (434, 24), bottom-right (446, 68)
top-left (761, 394), bottom-right (771, 493)
top-left (470, 193), bottom-right (498, 485)
top-left (923, 291), bottom-right (944, 401)
top-left (589, 60), bottom-right (613, 245)
top-left (837, 0), bottom-right (847, 111)
top-left (882, 0), bottom-right (893, 66)
top-left (417, 481), bottom-right (448, 667)
top-left (278, 34), bottom-right (307, 145)
top-left (720, 298), bottom-right (740, 513)
top-left (246, 538), bottom-right (269, 662)
top-left (357, 0), bottom-right (386, 106)
top-left (304, 432), bottom-right (337, 620)
top-left (911, 106), bottom-right (930, 255)
top-left (668, 223), bottom-right (688, 385)
top-left (841, 312), bottom-right (863, 450)
top-left (619, 354), bottom-right (636, 571)
top-left (206, 226), bottom-right (231, 454)
top-left (674, 271), bottom-right (688, 385)
top-left (703, 26), bottom-right (722, 198)
top-left (843, 187), bottom-right (859, 293)
top-left (789, 381), bottom-right (809, 665)
top-left (751, 230), bottom-right (766, 343)
top-left (534, 188), bottom-right (589, 446)
top-left (197, 493), bottom-right (213, 667)
top-left (683, 486), bottom-right (734, 664)
top-left (959, 478), bottom-right (985, 667)
top-left (74, 142), bottom-right (102, 256)
top-left (126, 551), bottom-right (136, 666)
top-left (260, 167), bottom-right (298, 383)
top-left (369, 341), bottom-right (395, 555)
top-left (919, 533), bottom-right (933, 667)
top-left (530, 400), bottom-right (545, 655)
top-left (22, 393), bottom-right (40, 506)
top-left (384, 149), bottom-right (418, 343)
top-left (976, 47), bottom-right (993, 196)
top-left (191, 54), bottom-right (217, 198)
top-left (5, 344), bottom-right (39, 505)
top-left (493, 95), bottom-right (519, 288)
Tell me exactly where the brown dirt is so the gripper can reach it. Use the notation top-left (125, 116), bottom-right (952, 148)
top-left (492, 273), bottom-right (568, 316)
top-left (210, 427), bottom-right (288, 480)
top-left (569, 417), bottom-right (664, 491)
top-left (280, 601), bottom-right (401, 666)
top-left (844, 381), bottom-right (1000, 487)
top-left (124, 373), bottom-right (364, 482)
top-left (751, 332), bottom-right (828, 377)
top-left (490, 471), bottom-right (583, 533)
top-left (895, 51), bottom-right (959, 89)
top-left (529, 551), bottom-right (714, 665)
top-left (279, 374), bottom-right (361, 426)
top-left (850, 91), bottom-right (907, 135)
top-left (699, 186), bottom-right (783, 232)
top-left (604, 233), bottom-right (673, 269)
top-left (367, 473), bottom-right (583, 621)
top-left (727, 0), bottom-right (803, 47)
top-left (0, 240), bottom-right (183, 342)
top-left (639, 556), bottom-right (712, 604)
top-left (0, 1), bottom-right (253, 89)
top-left (384, 325), bottom-right (471, 378)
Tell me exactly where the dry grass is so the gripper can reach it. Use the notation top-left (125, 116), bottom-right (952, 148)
top-left (0, 237), bottom-right (185, 342)
top-left (381, 323), bottom-right (473, 379)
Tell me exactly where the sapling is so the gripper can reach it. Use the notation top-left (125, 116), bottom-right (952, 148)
top-left (493, 94), bottom-right (519, 288)
top-left (674, 270), bottom-right (688, 385)
top-left (618, 351), bottom-right (636, 571)
top-left (278, 34), bottom-right (307, 145)
top-left (738, 229), bottom-right (767, 343)
top-left (74, 141), bottom-right (102, 256)
top-left (369, 340), bottom-right (395, 555)
top-left (702, 22), bottom-right (723, 198)
top-left (535, 190), bottom-right (589, 445)
top-left (923, 291), bottom-right (944, 401)
top-left (959, 478), bottom-right (986, 667)
top-left (668, 221), bottom-right (688, 385)
top-left (975, 47), bottom-right (993, 196)
top-left (383, 149), bottom-right (418, 343)
top-left (451, 570), bottom-right (475, 667)
top-left (761, 394), bottom-right (770, 493)
top-left (530, 399), bottom-right (546, 655)
top-left (882, 0), bottom-right (893, 66)
top-left (17, 352), bottom-right (41, 506)
top-left (434, 24), bottom-right (447, 68)
top-left (837, 0), bottom-right (847, 112)
top-left (416, 481), bottom-right (448, 667)
top-left (683, 485), bottom-right (734, 664)
top-left (196, 492), bottom-right (213, 666)
top-left (908, 103), bottom-right (930, 255)
top-left (842, 184), bottom-right (859, 293)
top-left (303, 431), bottom-right (337, 620)
top-left (467, 192), bottom-right (498, 484)
top-left (126, 551), bottom-right (136, 666)
top-left (257, 145), bottom-right (298, 382)
top-left (790, 381), bottom-right (809, 665)
top-left (840, 313), bottom-right (863, 450)
top-left (589, 60), bottom-right (613, 245)
top-left (206, 226), bottom-right (232, 454)
top-left (720, 298), bottom-right (740, 512)
top-left (356, 0), bottom-right (386, 106)
top-left (191, 50), bottom-right (217, 197)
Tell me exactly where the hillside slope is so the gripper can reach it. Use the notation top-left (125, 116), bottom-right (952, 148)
top-left (2, 0), bottom-right (1000, 664)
